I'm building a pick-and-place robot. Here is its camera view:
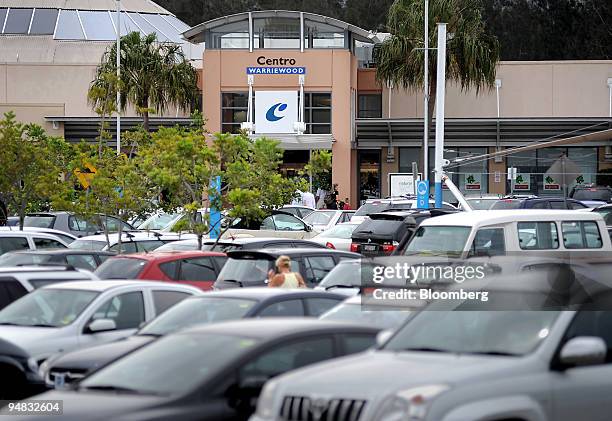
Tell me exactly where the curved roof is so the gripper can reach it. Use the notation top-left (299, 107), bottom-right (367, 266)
top-left (0, 0), bottom-right (170, 14)
top-left (183, 10), bottom-right (376, 44)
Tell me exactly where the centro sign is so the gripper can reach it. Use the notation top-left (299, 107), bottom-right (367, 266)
top-left (255, 91), bottom-right (298, 134)
top-left (246, 56), bottom-right (306, 75)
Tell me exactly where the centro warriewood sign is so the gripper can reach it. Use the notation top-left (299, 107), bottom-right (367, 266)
top-left (247, 56), bottom-right (306, 75)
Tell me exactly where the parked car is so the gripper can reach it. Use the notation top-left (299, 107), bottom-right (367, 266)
top-left (403, 210), bottom-right (612, 258)
top-left (302, 209), bottom-right (355, 232)
top-left (0, 227), bottom-right (77, 244)
top-left (68, 232), bottom-right (191, 253)
top-left (461, 194), bottom-right (502, 210)
top-left (156, 237), bottom-right (327, 252)
top-left (311, 222), bottom-right (361, 251)
top-left (94, 251), bottom-right (227, 290)
top-left (590, 204), bottom-right (612, 241)
top-left (279, 205), bottom-right (315, 219)
top-left (319, 295), bottom-right (413, 329)
top-left (23, 212), bottom-right (134, 238)
top-left (0, 231), bottom-right (69, 256)
top-left (352, 197), bottom-right (456, 224)
top-left (0, 280), bottom-right (201, 363)
top-left (0, 250), bottom-right (114, 271)
top-left (252, 271), bottom-right (612, 421)
top-left (490, 196), bottom-right (589, 210)
top-left (570, 184), bottom-right (612, 205)
top-left (135, 211), bottom-right (181, 231)
top-left (0, 338), bottom-right (45, 399)
top-left (0, 266), bottom-right (99, 311)
top-left (34, 319), bottom-right (379, 421)
top-left (214, 248), bottom-right (360, 289)
top-left (314, 259), bottom-right (369, 296)
top-left (40, 288), bottom-right (345, 388)
top-left (222, 210), bottom-right (316, 240)
top-left (351, 211), bottom-right (418, 256)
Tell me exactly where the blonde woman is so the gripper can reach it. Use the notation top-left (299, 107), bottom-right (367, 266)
top-left (268, 255), bottom-right (307, 288)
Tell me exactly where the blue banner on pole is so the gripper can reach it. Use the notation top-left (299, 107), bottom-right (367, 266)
top-left (209, 176), bottom-right (221, 240)
top-left (416, 180), bottom-right (430, 209)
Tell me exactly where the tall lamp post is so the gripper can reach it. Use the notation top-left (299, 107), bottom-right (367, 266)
top-left (115, 0), bottom-right (121, 155)
top-left (423, 0), bottom-right (429, 180)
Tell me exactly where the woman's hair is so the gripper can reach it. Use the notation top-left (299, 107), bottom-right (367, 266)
top-left (275, 255), bottom-right (291, 270)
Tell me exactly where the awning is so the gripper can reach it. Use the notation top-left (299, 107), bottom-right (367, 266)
top-left (248, 134), bottom-right (334, 150)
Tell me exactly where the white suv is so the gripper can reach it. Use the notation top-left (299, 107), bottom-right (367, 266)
top-left (0, 232), bottom-right (69, 256)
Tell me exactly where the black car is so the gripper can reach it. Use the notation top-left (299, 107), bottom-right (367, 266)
top-left (31, 319), bottom-right (380, 421)
top-left (0, 338), bottom-right (46, 399)
top-left (41, 288), bottom-right (345, 389)
top-left (201, 237), bottom-right (327, 252)
top-left (214, 248), bottom-right (359, 289)
top-left (351, 211), bottom-right (418, 256)
top-left (0, 250), bottom-right (115, 271)
top-left (570, 184), bottom-right (612, 203)
top-left (490, 197), bottom-right (588, 210)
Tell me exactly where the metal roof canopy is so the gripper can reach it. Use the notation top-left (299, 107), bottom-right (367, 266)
top-left (0, 0), bottom-right (172, 14)
top-left (183, 10), bottom-right (376, 44)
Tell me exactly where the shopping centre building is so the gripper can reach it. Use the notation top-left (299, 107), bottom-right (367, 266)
top-left (1, 3), bottom-right (611, 206)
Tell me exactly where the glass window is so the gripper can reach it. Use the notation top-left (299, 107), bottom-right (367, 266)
top-left (159, 260), bottom-right (178, 279)
top-left (30, 9), bottom-right (58, 35)
top-left (68, 239), bottom-right (106, 251)
top-left (33, 237), bottom-right (66, 249)
top-left (305, 20), bottom-right (344, 49)
top-left (127, 12), bottom-right (168, 41)
top-left (266, 214), bottom-right (306, 231)
top-left (54, 10), bottom-right (85, 40)
top-left (117, 11), bottom-right (141, 36)
top-left (95, 257), bottom-right (147, 279)
top-left (518, 222), bottom-right (559, 250)
top-left (469, 228), bottom-right (506, 257)
top-left (179, 257), bottom-right (217, 281)
top-left (240, 337), bottom-right (334, 379)
top-left (341, 334), bottom-right (377, 354)
top-left (358, 94), bottom-right (382, 118)
top-left (221, 92), bottom-right (248, 134)
top-left (216, 258), bottom-right (272, 286)
top-left (68, 216), bottom-right (100, 232)
top-left (24, 215), bottom-right (56, 228)
top-left (162, 15), bottom-right (190, 32)
top-left (0, 280), bottom-right (28, 310)
top-left (549, 201), bottom-right (565, 210)
top-left (210, 20), bottom-right (250, 49)
top-left (359, 150), bottom-right (381, 203)
top-left (253, 17), bottom-right (300, 49)
top-left (136, 240), bottom-right (164, 252)
top-left (304, 93), bottom-right (331, 134)
top-left (584, 222), bottom-right (603, 248)
top-left (109, 241), bottom-right (137, 253)
top-left (152, 291), bottom-right (191, 315)
top-left (257, 299), bottom-right (305, 317)
top-left (0, 10), bottom-right (7, 32)
top-left (79, 11), bottom-right (115, 40)
top-left (531, 201), bottom-right (550, 209)
top-left (304, 256), bottom-right (336, 285)
top-left (4, 8), bottom-right (33, 34)
top-left (0, 237), bottom-right (30, 254)
top-left (66, 254), bottom-right (97, 271)
top-left (405, 226), bottom-right (472, 256)
top-left (142, 14), bottom-right (182, 43)
top-left (89, 291), bottom-right (145, 330)
top-left (562, 221), bottom-right (603, 249)
top-left (304, 297), bottom-right (341, 316)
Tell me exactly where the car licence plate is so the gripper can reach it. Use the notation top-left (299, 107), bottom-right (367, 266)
top-left (54, 373), bottom-right (66, 389)
top-left (363, 244), bottom-right (378, 252)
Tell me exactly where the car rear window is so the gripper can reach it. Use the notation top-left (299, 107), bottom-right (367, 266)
top-left (353, 219), bottom-right (407, 241)
top-left (69, 239), bottom-right (107, 251)
top-left (0, 237), bottom-right (30, 254)
top-left (354, 202), bottom-right (390, 216)
top-left (95, 257), bottom-right (147, 279)
top-left (572, 188), bottom-right (612, 202)
top-left (490, 200), bottom-right (522, 210)
top-left (24, 215), bottom-right (56, 228)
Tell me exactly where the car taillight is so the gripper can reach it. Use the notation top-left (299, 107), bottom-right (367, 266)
top-left (350, 243), bottom-right (359, 252)
top-left (381, 244), bottom-right (396, 253)
top-left (325, 242), bottom-right (336, 249)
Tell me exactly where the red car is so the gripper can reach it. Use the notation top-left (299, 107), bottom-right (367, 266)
top-left (94, 251), bottom-right (228, 291)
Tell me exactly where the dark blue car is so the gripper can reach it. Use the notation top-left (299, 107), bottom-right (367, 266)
top-left (491, 197), bottom-right (588, 210)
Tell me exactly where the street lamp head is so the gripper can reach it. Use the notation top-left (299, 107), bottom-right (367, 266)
top-left (495, 79), bottom-right (502, 88)
top-left (608, 78), bottom-right (612, 87)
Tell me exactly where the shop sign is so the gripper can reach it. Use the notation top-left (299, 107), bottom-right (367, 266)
top-left (513, 173), bottom-right (531, 191)
top-left (464, 173), bottom-right (481, 191)
top-left (247, 56), bottom-right (306, 75)
top-left (254, 90), bottom-right (298, 133)
top-left (543, 175), bottom-right (561, 191)
top-left (389, 173), bottom-right (422, 196)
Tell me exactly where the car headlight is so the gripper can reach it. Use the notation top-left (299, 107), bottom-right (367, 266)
top-left (254, 378), bottom-right (279, 419)
top-left (374, 384), bottom-right (449, 421)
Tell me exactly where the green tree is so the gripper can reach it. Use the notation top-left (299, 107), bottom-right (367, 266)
top-left (375, 0), bottom-right (500, 173)
top-left (0, 113), bottom-right (67, 229)
top-left (90, 32), bottom-right (198, 132)
top-left (301, 149), bottom-right (332, 193)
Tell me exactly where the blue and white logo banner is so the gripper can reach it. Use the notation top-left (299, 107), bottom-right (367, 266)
top-left (255, 91), bottom-right (298, 134)
top-left (247, 67), bottom-right (306, 75)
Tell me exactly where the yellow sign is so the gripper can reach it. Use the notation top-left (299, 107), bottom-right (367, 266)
top-left (74, 163), bottom-right (97, 189)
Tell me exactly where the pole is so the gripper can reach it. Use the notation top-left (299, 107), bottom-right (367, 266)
top-left (116, 0), bottom-right (121, 155)
top-left (412, 161), bottom-right (419, 196)
top-left (423, 0), bottom-right (429, 180)
top-left (434, 23), bottom-right (447, 209)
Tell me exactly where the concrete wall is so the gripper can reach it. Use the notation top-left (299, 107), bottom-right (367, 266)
top-left (382, 61), bottom-right (612, 118)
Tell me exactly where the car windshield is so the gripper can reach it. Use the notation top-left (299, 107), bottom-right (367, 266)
top-left (573, 189), bottom-right (612, 202)
top-left (354, 202), bottom-right (392, 216)
top-left (384, 311), bottom-right (560, 356)
top-left (318, 260), bottom-right (370, 288)
top-left (317, 224), bottom-right (359, 239)
top-left (490, 200), bottom-right (522, 210)
top-left (466, 199), bottom-right (498, 210)
top-left (0, 289), bottom-right (99, 327)
top-left (138, 213), bottom-right (181, 230)
top-left (79, 333), bottom-right (259, 396)
top-left (139, 297), bottom-right (257, 336)
top-left (404, 226), bottom-right (471, 256)
top-left (320, 302), bottom-right (412, 329)
top-left (156, 241), bottom-right (200, 251)
top-left (216, 257), bottom-right (273, 284)
top-left (24, 215), bottom-right (56, 228)
top-left (0, 253), bottom-right (50, 266)
top-left (69, 239), bottom-right (107, 251)
top-left (94, 258), bottom-right (147, 279)
top-left (304, 211), bottom-right (336, 225)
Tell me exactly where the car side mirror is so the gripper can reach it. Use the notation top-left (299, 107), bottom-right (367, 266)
top-left (86, 318), bottom-right (117, 333)
top-left (304, 224), bottom-right (313, 232)
top-left (559, 336), bottom-right (606, 367)
top-left (376, 329), bottom-right (394, 347)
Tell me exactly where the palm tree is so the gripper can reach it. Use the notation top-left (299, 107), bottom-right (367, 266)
top-left (375, 0), bottom-right (500, 170)
top-left (90, 32), bottom-right (198, 132)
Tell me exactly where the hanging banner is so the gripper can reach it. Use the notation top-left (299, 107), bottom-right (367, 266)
top-left (464, 173), bottom-right (482, 191)
top-left (513, 173), bottom-right (531, 191)
top-left (543, 175), bottom-right (561, 191)
top-left (254, 91), bottom-right (298, 134)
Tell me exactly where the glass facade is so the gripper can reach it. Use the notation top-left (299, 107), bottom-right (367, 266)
top-left (359, 150), bottom-right (381, 204)
top-left (304, 20), bottom-right (344, 48)
top-left (3, 8), bottom-right (33, 34)
top-left (29, 9), bottom-right (58, 35)
top-left (358, 94), bottom-right (382, 118)
top-left (221, 92), bottom-right (249, 134)
top-left (210, 20), bottom-right (250, 49)
top-left (79, 11), bottom-right (115, 41)
top-left (254, 17), bottom-right (301, 49)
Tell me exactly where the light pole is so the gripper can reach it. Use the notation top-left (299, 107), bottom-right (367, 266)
top-left (115, 0), bottom-right (121, 155)
top-left (433, 23), bottom-right (447, 209)
top-left (608, 78), bottom-right (612, 118)
top-left (423, 0), bottom-right (429, 180)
